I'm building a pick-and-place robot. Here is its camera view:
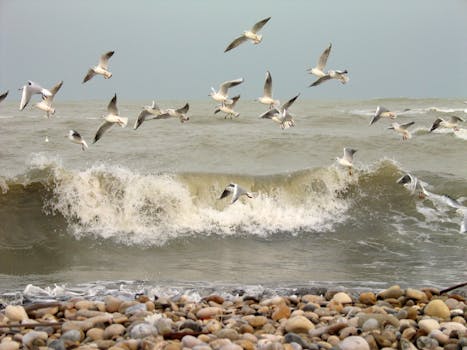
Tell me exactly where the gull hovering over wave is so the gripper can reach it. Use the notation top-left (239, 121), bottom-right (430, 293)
top-left (93, 94), bottom-right (128, 144)
top-left (259, 93), bottom-right (299, 129)
top-left (19, 81), bottom-right (52, 111)
top-left (257, 71), bottom-right (279, 109)
top-left (134, 100), bottom-right (165, 130)
top-left (307, 43), bottom-right (332, 78)
top-left (429, 116), bottom-right (464, 132)
top-left (309, 69), bottom-right (349, 87)
top-left (82, 51), bottom-right (115, 83)
top-left (34, 80), bottom-right (63, 118)
top-left (209, 78), bottom-right (244, 104)
top-left (388, 121), bottom-right (415, 140)
top-left (369, 106), bottom-right (410, 126)
top-left (67, 130), bottom-right (88, 151)
top-left (336, 148), bottom-right (357, 175)
top-left (214, 95), bottom-right (241, 118)
top-left (224, 17), bottom-right (271, 52)
top-left (0, 90), bottom-right (8, 104)
top-left (152, 103), bottom-right (190, 123)
top-left (219, 183), bottom-right (254, 204)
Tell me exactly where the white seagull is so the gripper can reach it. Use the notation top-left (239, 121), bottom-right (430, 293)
top-left (429, 116), bottom-right (464, 132)
top-left (257, 71), bottom-right (279, 109)
top-left (67, 130), bottom-right (88, 151)
top-left (260, 93), bottom-right (299, 129)
top-left (307, 43), bottom-right (332, 78)
top-left (224, 17), bottom-right (271, 52)
top-left (209, 78), bottom-right (244, 104)
top-left (369, 106), bottom-right (410, 125)
top-left (153, 103), bottom-right (190, 123)
top-left (214, 95), bottom-right (241, 118)
top-left (82, 51), bottom-right (115, 83)
top-left (219, 183), bottom-right (254, 204)
top-left (134, 100), bottom-right (165, 130)
top-left (34, 80), bottom-right (63, 118)
top-left (388, 121), bottom-right (415, 140)
top-left (336, 148), bottom-right (357, 175)
top-left (93, 94), bottom-right (128, 144)
top-left (19, 81), bottom-right (52, 111)
top-left (0, 90), bottom-right (8, 104)
top-left (309, 69), bottom-right (349, 87)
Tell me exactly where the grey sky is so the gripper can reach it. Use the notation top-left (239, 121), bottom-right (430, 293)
top-left (1, 0), bottom-right (466, 101)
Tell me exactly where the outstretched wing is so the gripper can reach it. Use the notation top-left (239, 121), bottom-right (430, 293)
top-left (0, 90), bottom-right (9, 104)
top-left (309, 75), bottom-right (331, 87)
top-left (400, 121), bottom-right (415, 129)
top-left (251, 17), bottom-right (271, 33)
top-left (317, 43), bottom-right (332, 71)
top-left (82, 68), bottom-right (96, 83)
top-left (429, 118), bottom-right (442, 132)
top-left (99, 51), bottom-right (114, 69)
top-left (107, 94), bottom-right (118, 115)
top-left (176, 102), bottom-right (189, 114)
top-left (282, 94), bottom-right (300, 111)
top-left (93, 121), bottom-right (114, 143)
top-left (134, 109), bottom-right (152, 130)
top-left (263, 71), bottom-right (273, 98)
top-left (219, 78), bottom-right (244, 95)
top-left (225, 35), bottom-right (248, 52)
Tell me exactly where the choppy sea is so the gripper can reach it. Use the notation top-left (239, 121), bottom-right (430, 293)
top-left (0, 98), bottom-right (466, 303)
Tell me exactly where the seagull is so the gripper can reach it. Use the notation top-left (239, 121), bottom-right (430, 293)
top-left (93, 94), bottom-right (128, 144)
top-left (209, 78), bottom-right (244, 104)
top-left (259, 93), bottom-right (299, 129)
top-left (369, 106), bottom-right (396, 125)
top-left (153, 103), bottom-right (190, 123)
top-left (309, 69), bottom-right (349, 87)
top-left (429, 116), bottom-right (464, 132)
top-left (67, 130), bottom-right (88, 151)
top-left (34, 80), bottom-right (63, 118)
top-left (336, 148), bottom-right (357, 175)
top-left (19, 81), bottom-right (52, 111)
top-left (307, 43), bottom-right (332, 78)
top-left (224, 17), bottom-right (271, 52)
top-left (219, 183), bottom-right (254, 204)
top-left (134, 100), bottom-right (165, 130)
top-left (82, 51), bottom-right (115, 83)
top-left (257, 71), bottom-right (279, 109)
top-left (388, 121), bottom-right (415, 140)
top-left (214, 95), bottom-right (241, 118)
top-left (397, 173), bottom-right (426, 198)
top-left (0, 90), bottom-right (8, 104)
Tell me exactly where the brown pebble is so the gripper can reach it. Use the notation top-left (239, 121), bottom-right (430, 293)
top-left (359, 292), bottom-right (376, 305)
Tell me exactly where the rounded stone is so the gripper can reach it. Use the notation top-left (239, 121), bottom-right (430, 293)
top-left (285, 316), bottom-right (315, 333)
top-left (245, 315), bottom-right (268, 328)
top-left (182, 335), bottom-right (205, 348)
top-left (22, 331), bottom-right (48, 349)
top-left (196, 306), bottom-right (223, 319)
top-left (377, 285), bottom-right (404, 299)
top-left (0, 341), bottom-right (20, 350)
top-left (219, 344), bottom-right (243, 350)
top-left (104, 296), bottom-right (123, 313)
top-left (332, 292), bottom-right (353, 304)
top-left (104, 324), bottom-right (126, 339)
top-left (4, 305), bottom-right (29, 322)
top-left (418, 318), bottom-right (440, 333)
top-left (129, 323), bottom-right (157, 339)
top-left (406, 288), bottom-right (428, 302)
top-left (337, 336), bottom-right (370, 350)
top-left (424, 300), bottom-right (450, 319)
top-left (272, 303), bottom-right (291, 321)
top-left (361, 318), bottom-right (379, 332)
top-left (358, 292), bottom-right (376, 305)
top-left (61, 329), bottom-right (83, 342)
top-left (86, 328), bottom-right (104, 341)
top-left (439, 321), bottom-right (466, 335)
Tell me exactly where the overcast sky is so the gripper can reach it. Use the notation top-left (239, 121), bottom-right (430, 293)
top-left (1, 0), bottom-right (466, 101)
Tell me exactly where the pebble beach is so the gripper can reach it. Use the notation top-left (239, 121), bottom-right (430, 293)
top-left (0, 285), bottom-right (466, 350)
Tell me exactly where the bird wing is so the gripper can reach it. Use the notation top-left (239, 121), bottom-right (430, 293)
top-left (317, 43), bottom-right (332, 71)
top-left (230, 95), bottom-right (241, 107)
top-left (19, 85), bottom-right (33, 110)
top-left (449, 115), bottom-right (464, 123)
top-left (251, 17), bottom-right (271, 33)
top-left (82, 68), bottom-right (96, 83)
top-left (282, 93), bottom-right (300, 111)
top-left (429, 118), bottom-right (442, 132)
top-left (263, 71), bottom-right (273, 98)
top-left (309, 75), bottom-right (331, 87)
top-left (225, 35), bottom-right (248, 52)
top-left (176, 102), bottom-right (189, 114)
top-left (400, 121), bottom-right (415, 129)
top-left (134, 109), bottom-right (152, 130)
top-left (93, 120), bottom-right (114, 143)
top-left (219, 78), bottom-right (244, 95)
top-left (99, 51), bottom-right (114, 69)
top-left (344, 148), bottom-right (357, 162)
top-left (153, 112), bottom-right (172, 120)
top-left (107, 94), bottom-right (118, 115)
top-left (219, 185), bottom-right (234, 200)
top-left (49, 80), bottom-right (64, 96)
top-left (259, 107), bottom-right (279, 119)
top-left (0, 90), bottom-right (9, 104)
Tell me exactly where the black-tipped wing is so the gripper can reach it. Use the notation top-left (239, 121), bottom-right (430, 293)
top-left (309, 75), bottom-right (331, 87)
top-left (282, 94), bottom-right (300, 110)
top-left (176, 102), bottom-right (189, 114)
top-left (134, 110), bottom-right (152, 130)
top-left (400, 121), bottom-right (415, 129)
top-left (49, 81), bottom-right (64, 96)
top-left (251, 17), bottom-right (271, 33)
top-left (317, 43), bottom-right (332, 71)
top-left (225, 35), bottom-right (248, 52)
top-left (99, 51), bottom-right (114, 69)
top-left (107, 94), bottom-right (118, 115)
top-left (429, 118), bottom-right (442, 132)
top-left (0, 90), bottom-right (8, 104)
top-left (219, 187), bottom-right (233, 200)
top-left (82, 68), bottom-right (96, 83)
top-left (93, 121), bottom-right (114, 143)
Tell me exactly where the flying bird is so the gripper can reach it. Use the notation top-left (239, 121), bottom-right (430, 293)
top-left (214, 95), bottom-right (241, 118)
top-left (93, 94), bottom-right (128, 144)
top-left (19, 81), bottom-right (52, 111)
top-left (369, 106), bottom-right (410, 126)
top-left (153, 103), bottom-right (190, 123)
top-left (134, 100), bottom-right (165, 130)
top-left (388, 121), bottom-right (415, 140)
top-left (307, 43), bottom-right (332, 78)
top-left (34, 80), bottom-right (63, 118)
top-left (309, 69), bottom-right (349, 87)
top-left (82, 51), bottom-right (115, 83)
top-left (224, 17), bottom-right (271, 52)
top-left (209, 78), bottom-right (244, 104)
top-left (257, 71), bottom-right (279, 109)
top-left (336, 148), bottom-right (357, 175)
top-left (259, 93), bottom-right (299, 129)
top-left (219, 183), bottom-right (254, 204)
top-left (67, 130), bottom-right (88, 151)
top-left (429, 116), bottom-right (464, 132)
top-left (0, 90), bottom-right (8, 104)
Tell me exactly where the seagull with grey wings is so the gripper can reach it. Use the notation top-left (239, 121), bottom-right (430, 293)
top-left (256, 71), bottom-right (279, 109)
top-left (369, 106), bottom-right (410, 126)
top-left (214, 95), bottom-right (241, 119)
top-left (307, 43), bottom-right (349, 87)
top-left (19, 81), bottom-right (52, 111)
top-left (82, 51), bottom-right (115, 83)
top-left (224, 17), bottom-right (271, 52)
top-left (219, 183), bottom-right (254, 204)
top-left (134, 100), bottom-right (165, 130)
top-left (429, 116), bottom-right (464, 132)
top-left (0, 90), bottom-right (8, 104)
top-left (93, 94), bottom-right (128, 144)
top-left (67, 130), bottom-right (88, 151)
top-left (209, 78), bottom-right (244, 104)
top-left (152, 103), bottom-right (190, 123)
top-left (388, 121), bottom-right (415, 140)
top-left (34, 80), bottom-right (63, 118)
top-left (336, 148), bottom-right (357, 176)
top-left (259, 93), bottom-right (300, 129)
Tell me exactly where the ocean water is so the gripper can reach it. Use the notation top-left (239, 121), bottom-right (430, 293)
top-left (0, 98), bottom-right (466, 302)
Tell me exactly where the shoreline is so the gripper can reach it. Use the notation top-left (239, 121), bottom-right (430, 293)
top-left (0, 284), bottom-right (466, 350)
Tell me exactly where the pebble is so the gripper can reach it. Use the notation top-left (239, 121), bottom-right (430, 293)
top-left (0, 287), bottom-right (464, 350)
